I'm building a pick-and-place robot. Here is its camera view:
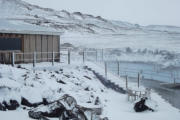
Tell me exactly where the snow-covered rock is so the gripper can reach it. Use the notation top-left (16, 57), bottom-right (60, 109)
top-left (0, 62), bottom-right (180, 120)
top-left (0, 63), bottom-right (108, 120)
top-left (28, 94), bottom-right (103, 120)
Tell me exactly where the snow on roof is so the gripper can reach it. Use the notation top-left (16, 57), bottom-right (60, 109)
top-left (0, 19), bottom-right (63, 36)
top-left (0, 30), bottom-right (62, 36)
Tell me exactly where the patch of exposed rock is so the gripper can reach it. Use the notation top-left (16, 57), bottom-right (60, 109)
top-left (28, 94), bottom-right (107, 120)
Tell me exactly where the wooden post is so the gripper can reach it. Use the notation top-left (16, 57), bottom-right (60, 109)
top-left (174, 72), bottom-right (176, 84)
top-left (138, 73), bottom-right (140, 88)
top-left (59, 52), bottom-right (61, 63)
top-left (96, 50), bottom-right (98, 62)
top-left (33, 52), bottom-right (36, 67)
top-left (117, 61), bottom-right (120, 76)
top-left (126, 75), bottom-right (128, 89)
top-left (52, 51), bottom-right (54, 66)
top-left (105, 62), bottom-right (107, 78)
top-left (12, 52), bottom-right (15, 67)
top-left (68, 50), bottom-right (70, 64)
top-left (23, 52), bottom-right (25, 63)
top-left (83, 50), bottom-right (85, 63)
top-left (91, 112), bottom-right (93, 120)
top-left (102, 49), bottom-right (104, 61)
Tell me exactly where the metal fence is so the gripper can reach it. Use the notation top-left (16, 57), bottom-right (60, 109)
top-left (1, 48), bottom-right (180, 84)
top-left (0, 50), bottom-right (65, 67)
top-left (104, 61), bottom-right (180, 84)
top-left (14, 52), bottom-right (61, 66)
top-left (82, 49), bottom-right (180, 84)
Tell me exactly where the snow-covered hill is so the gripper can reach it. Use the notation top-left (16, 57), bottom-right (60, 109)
top-left (1, 0), bottom-right (180, 35)
top-left (0, 0), bottom-right (133, 34)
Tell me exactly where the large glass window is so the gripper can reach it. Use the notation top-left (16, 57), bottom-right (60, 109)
top-left (0, 38), bottom-right (22, 50)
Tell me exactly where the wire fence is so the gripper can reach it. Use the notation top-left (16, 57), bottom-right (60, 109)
top-left (1, 48), bottom-right (180, 84)
top-left (82, 49), bottom-right (180, 84)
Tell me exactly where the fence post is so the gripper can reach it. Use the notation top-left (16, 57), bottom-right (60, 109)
top-left (33, 52), bottom-right (36, 67)
top-left (59, 52), bottom-right (61, 63)
top-left (117, 61), bottom-right (120, 76)
top-left (52, 51), bottom-right (54, 66)
top-left (83, 50), bottom-right (85, 63)
top-left (102, 49), bottom-right (104, 61)
top-left (138, 72), bottom-right (140, 88)
top-left (174, 78), bottom-right (176, 84)
top-left (173, 72), bottom-right (176, 84)
top-left (105, 62), bottom-right (107, 78)
top-left (11, 52), bottom-right (15, 67)
top-left (68, 50), bottom-right (70, 64)
top-left (126, 75), bottom-right (128, 89)
top-left (96, 49), bottom-right (98, 62)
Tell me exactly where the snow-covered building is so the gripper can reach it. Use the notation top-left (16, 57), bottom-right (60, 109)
top-left (0, 19), bottom-right (62, 64)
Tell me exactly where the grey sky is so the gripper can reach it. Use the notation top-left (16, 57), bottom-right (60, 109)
top-left (24, 0), bottom-right (180, 26)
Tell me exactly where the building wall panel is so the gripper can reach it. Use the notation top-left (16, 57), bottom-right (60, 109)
top-left (23, 34), bottom-right (31, 62)
top-left (41, 35), bottom-right (48, 61)
top-left (29, 35), bottom-right (36, 62)
top-left (15, 34), bottom-right (24, 63)
top-left (53, 35), bottom-right (60, 61)
top-left (13, 34), bottom-right (22, 63)
top-left (53, 36), bottom-right (60, 52)
top-left (36, 35), bottom-right (42, 62)
top-left (47, 35), bottom-right (53, 61)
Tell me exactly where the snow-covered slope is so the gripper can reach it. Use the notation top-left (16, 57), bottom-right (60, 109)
top-left (1, 0), bottom-right (180, 35)
top-left (145, 25), bottom-right (180, 33)
top-left (0, 63), bottom-right (180, 120)
top-left (0, 0), bottom-right (133, 34)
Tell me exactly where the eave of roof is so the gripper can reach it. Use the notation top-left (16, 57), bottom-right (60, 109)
top-left (0, 30), bottom-right (63, 36)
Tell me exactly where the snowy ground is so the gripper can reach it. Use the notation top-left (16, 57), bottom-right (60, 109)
top-left (0, 62), bottom-right (180, 120)
top-left (61, 32), bottom-right (180, 68)
top-left (61, 32), bottom-right (180, 53)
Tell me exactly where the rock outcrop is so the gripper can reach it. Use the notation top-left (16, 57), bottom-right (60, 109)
top-left (0, 99), bottom-right (19, 111)
top-left (28, 94), bottom-right (106, 120)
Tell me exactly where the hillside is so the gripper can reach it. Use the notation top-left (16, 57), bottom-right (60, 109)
top-left (0, 0), bottom-right (135, 34)
top-left (1, 0), bottom-right (180, 35)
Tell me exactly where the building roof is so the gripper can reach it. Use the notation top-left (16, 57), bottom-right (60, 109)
top-left (0, 30), bottom-right (62, 36)
top-left (0, 19), bottom-right (63, 36)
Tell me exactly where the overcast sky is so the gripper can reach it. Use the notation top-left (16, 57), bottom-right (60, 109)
top-left (24, 0), bottom-right (180, 26)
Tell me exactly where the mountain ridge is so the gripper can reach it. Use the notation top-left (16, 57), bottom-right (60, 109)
top-left (0, 0), bottom-right (180, 34)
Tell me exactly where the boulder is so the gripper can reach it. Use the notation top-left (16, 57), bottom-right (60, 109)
top-left (0, 103), bottom-right (6, 111)
top-left (21, 97), bottom-right (37, 107)
top-left (29, 99), bottom-right (65, 118)
top-left (41, 102), bottom-right (65, 118)
top-left (101, 117), bottom-right (109, 120)
top-left (94, 97), bottom-right (100, 105)
top-left (21, 97), bottom-right (48, 107)
top-left (2, 100), bottom-right (19, 110)
top-left (28, 94), bottom-right (104, 120)
top-left (59, 110), bottom-right (79, 120)
top-left (28, 111), bottom-right (43, 119)
top-left (28, 111), bottom-right (50, 120)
